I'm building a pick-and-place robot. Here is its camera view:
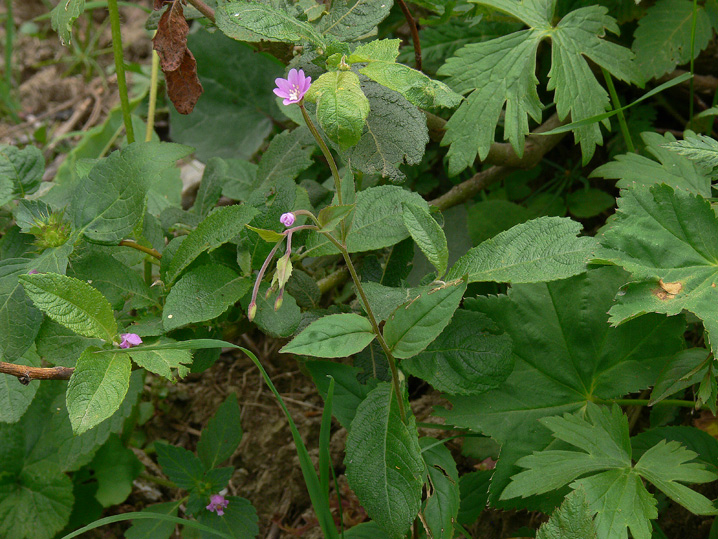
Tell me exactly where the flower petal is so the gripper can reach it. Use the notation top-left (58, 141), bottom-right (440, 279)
top-left (274, 77), bottom-right (291, 92)
top-left (287, 68), bottom-right (298, 86)
top-left (274, 87), bottom-right (290, 99)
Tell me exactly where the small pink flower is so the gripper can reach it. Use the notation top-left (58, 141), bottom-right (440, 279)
top-left (28, 269), bottom-right (39, 275)
top-left (280, 212), bottom-right (295, 227)
top-left (119, 333), bottom-right (142, 349)
top-left (273, 69), bottom-right (311, 106)
top-left (206, 493), bottom-right (229, 516)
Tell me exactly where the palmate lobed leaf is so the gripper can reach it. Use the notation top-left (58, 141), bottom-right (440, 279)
top-left (596, 184), bottom-right (718, 357)
top-left (438, 267), bottom-right (686, 510)
top-left (504, 403), bottom-right (717, 538)
top-left (591, 131), bottom-right (712, 197)
top-left (438, 0), bottom-right (642, 175)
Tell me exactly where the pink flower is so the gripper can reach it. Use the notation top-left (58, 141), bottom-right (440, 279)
top-left (119, 333), bottom-right (142, 349)
top-left (206, 493), bottom-right (229, 516)
top-left (280, 212), bottom-right (295, 227)
top-left (273, 69), bottom-right (311, 106)
top-left (28, 269), bottom-right (39, 275)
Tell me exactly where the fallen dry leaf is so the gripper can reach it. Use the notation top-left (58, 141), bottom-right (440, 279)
top-left (164, 48), bottom-right (203, 115)
top-left (153, 1), bottom-right (189, 72)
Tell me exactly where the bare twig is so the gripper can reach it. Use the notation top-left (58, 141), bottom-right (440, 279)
top-left (0, 362), bottom-right (73, 383)
top-left (429, 113), bottom-right (569, 211)
top-left (396, 0), bottom-right (422, 71)
top-left (185, 0), bottom-right (215, 22)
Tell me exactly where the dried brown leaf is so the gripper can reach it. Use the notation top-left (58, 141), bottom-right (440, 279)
top-left (154, 0), bottom-right (171, 10)
top-left (165, 48), bottom-right (203, 115)
top-left (153, 2), bottom-right (189, 72)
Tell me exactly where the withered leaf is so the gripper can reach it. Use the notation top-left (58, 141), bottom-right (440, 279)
top-left (153, 0), bottom-right (171, 10)
top-left (153, 1), bottom-right (189, 72)
top-left (659, 279), bottom-right (683, 296)
top-left (165, 48), bottom-right (203, 115)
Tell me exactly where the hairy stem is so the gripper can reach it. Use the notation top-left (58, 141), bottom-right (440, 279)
top-left (119, 239), bottom-right (162, 259)
top-left (321, 233), bottom-right (407, 423)
top-left (300, 104), bottom-right (343, 206)
top-left (107, 0), bottom-right (135, 143)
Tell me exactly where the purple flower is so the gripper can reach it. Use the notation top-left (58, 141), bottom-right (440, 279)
top-left (273, 69), bottom-right (311, 106)
top-left (119, 333), bottom-right (142, 349)
top-left (206, 493), bottom-right (229, 516)
top-left (280, 212), bottom-right (296, 227)
top-left (28, 269), bottom-right (39, 275)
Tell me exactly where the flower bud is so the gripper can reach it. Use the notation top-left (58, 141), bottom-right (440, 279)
top-left (247, 302), bottom-right (257, 322)
top-left (280, 212), bottom-right (296, 227)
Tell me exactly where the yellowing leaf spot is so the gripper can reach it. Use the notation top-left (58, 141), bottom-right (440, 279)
top-left (659, 279), bottom-right (683, 295)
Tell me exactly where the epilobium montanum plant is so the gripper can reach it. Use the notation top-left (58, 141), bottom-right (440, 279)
top-left (3, 0), bottom-right (718, 538)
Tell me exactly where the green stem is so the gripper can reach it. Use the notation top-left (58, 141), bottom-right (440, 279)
top-left (689, 0), bottom-right (698, 123)
top-left (321, 232), bottom-right (407, 424)
top-left (145, 48), bottom-right (160, 142)
top-left (139, 472), bottom-right (176, 488)
top-left (119, 239), bottom-right (162, 259)
top-left (594, 397), bottom-right (698, 409)
top-left (300, 103), bottom-right (342, 206)
top-left (107, 0), bottom-right (135, 143)
top-left (602, 67), bottom-right (634, 153)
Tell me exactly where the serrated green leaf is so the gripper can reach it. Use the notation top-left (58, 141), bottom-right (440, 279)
top-left (318, 204), bottom-right (354, 232)
top-left (344, 79), bottom-right (429, 183)
top-left (420, 438), bottom-right (460, 539)
top-left (19, 272), bottom-right (117, 341)
top-left (91, 434), bottom-right (143, 507)
top-left (129, 345), bottom-right (193, 381)
top-left (0, 462), bottom-right (74, 539)
top-left (66, 348), bottom-right (131, 434)
top-left (164, 265), bottom-right (252, 330)
top-left (0, 346), bottom-right (40, 423)
top-left (597, 184), bottom-right (718, 356)
top-left (166, 204), bottom-right (258, 284)
top-left (217, 1), bottom-right (326, 46)
top-left (536, 489), bottom-right (597, 539)
top-left (345, 383), bottom-right (424, 538)
top-left (193, 158), bottom-right (226, 218)
top-left (591, 131), bottom-right (712, 197)
top-left (457, 470), bottom-right (491, 525)
top-left (306, 71), bottom-right (369, 150)
top-left (197, 394), bottom-right (243, 470)
top-left (155, 442), bottom-right (205, 491)
top-left (349, 39), bottom-right (401, 63)
top-left (305, 185), bottom-right (429, 256)
top-left (447, 216), bottom-right (596, 283)
top-left (0, 258), bottom-right (42, 361)
top-left (50, 0), bottom-right (85, 45)
top-left (401, 310), bottom-right (513, 395)
top-left (72, 142), bottom-right (192, 244)
top-left (439, 3), bottom-right (641, 174)
top-left (663, 133), bottom-right (718, 171)
top-left (125, 500), bottom-right (183, 539)
top-left (650, 348), bottom-right (710, 405)
top-left (572, 468), bottom-right (656, 539)
top-left (67, 250), bottom-right (154, 310)
top-left (256, 127), bottom-right (316, 185)
top-left (633, 0), bottom-right (712, 80)
top-left (632, 426), bottom-right (718, 472)
top-left (320, 0), bottom-right (393, 40)
top-left (196, 496), bottom-right (259, 539)
top-left (359, 282), bottom-right (416, 323)
top-left (635, 440), bottom-right (718, 515)
top-left (0, 144), bottom-right (44, 199)
top-left (401, 203), bottom-right (448, 276)
top-left (502, 404), bottom-right (631, 500)
top-left (467, 200), bottom-right (532, 245)
top-left (305, 360), bottom-right (378, 429)
top-left (35, 319), bottom-right (102, 368)
top-left (281, 313), bottom-right (375, 358)
top-left (566, 188), bottom-right (615, 218)
top-left (438, 267), bottom-right (685, 509)
top-left (384, 278), bottom-right (466, 359)
top-left (221, 159), bottom-right (259, 202)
